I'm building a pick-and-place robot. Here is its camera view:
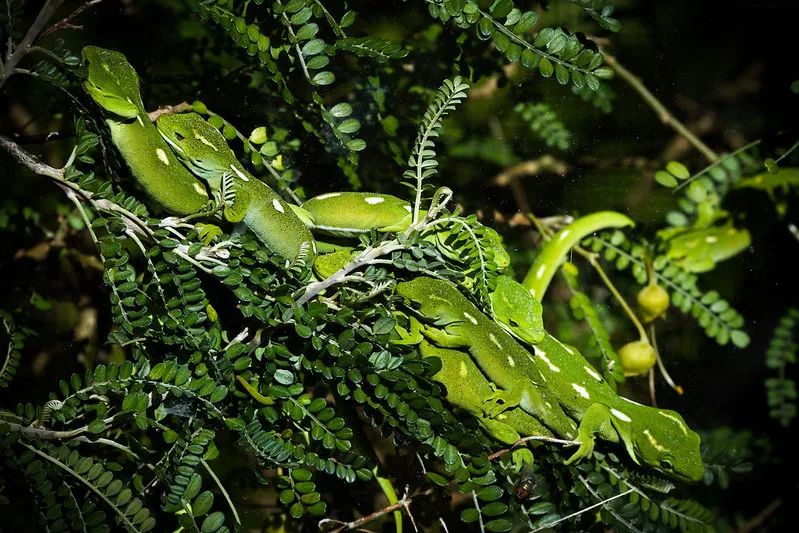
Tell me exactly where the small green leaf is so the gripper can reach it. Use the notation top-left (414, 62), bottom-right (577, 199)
top-left (274, 369), bottom-right (295, 385)
top-left (666, 161), bottom-right (691, 180)
top-left (731, 330), bottom-right (750, 348)
top-left (764, 158), bottom-right (779, 174)
top-left (312, 71), bottom-right (335, 86)
top-left (538, 57), bottom-right (553, 78)
top-left (249, 127), bottom-right (268, 144)
top-left (655, 170), bottom-right (678, 188)
top-left (200, 511), bottom-right (225, 533)
top-left (485, 518), bottom-right (514, 532)
top-left (329, 103), bottom-right (353, 118)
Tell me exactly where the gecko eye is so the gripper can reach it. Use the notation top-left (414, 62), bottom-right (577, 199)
top-left (659, 459), bottom-right (673, 470)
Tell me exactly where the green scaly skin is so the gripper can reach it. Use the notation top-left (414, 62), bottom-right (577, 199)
top-left (490, 275), bottom-right (545, 345)
top-left (524, 211), bottom-right (634, 300)
top-left (396, 277), bottom-right (578, 439)
top-left (396, 277), bottom-right (704, 482)
top-left (417, 340), bottom-right (553, 445)
top-left (665, 224), bottom-right (751, 273)
top-left (156, 112), bottom-right (315, 263)
top-left (300, 192), bottom-right (414, 237)
top-left (82, 46), bottom-right (209, 215)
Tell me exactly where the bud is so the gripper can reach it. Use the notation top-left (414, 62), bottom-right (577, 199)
top-left (637, 283), bottom-right (670, 322)
top-left (619, 340), bottom-right (657, 376)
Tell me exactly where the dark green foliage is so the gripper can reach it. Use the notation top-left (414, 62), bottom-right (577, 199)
top-left (427, 0), bottom-right (612, 89)
top-left (515, 102), bottom-right (571, 151)
top-left (765, 308), bottom-right (798, 427)
top-left (335, 36), bottom-right (409, 63)
top-left (561, 267), bottom-right (625, 388)
top-left (0, 310), bottom-right (26, 390)
top-left (2, 1), bottom-right (795, 531)
top-left (568, 0), bottom-right (621, 32)
top-left (700, 427), bottom-right (755, 489)
top-left (586, 231), bottom-right (749, 347)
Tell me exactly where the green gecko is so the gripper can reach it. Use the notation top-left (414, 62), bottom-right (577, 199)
top-left (396, 277), bottom-right (579, 439)
top-left (665, 224), bottom-right (751, 273)
top-left (156, 112), bottom-right (316, 263)
top-left (299, 192), bottom-right (414, 237)
top-left (396, 277), bottom-right (704, 482)
top-left (418, 340), bottom-right (552, 466)
top-left (82, 46), bottom-right (209, 215)
top-left (524, 211), bottom-right (634, 300)
top-left (490, 276), bottom-right (545, 345)
top-left (299, 191), bottom-right (511, 274)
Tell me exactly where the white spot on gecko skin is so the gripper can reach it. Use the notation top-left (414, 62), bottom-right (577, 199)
top-left (533, 346), bottom-right (561, 373)
top-left (621, 396), bottom-right (643, 406)
top-left (489, 333), bottom-right (503, 350)
top-left (194, 133), bottom-right (218, 151)
top-left (507, 356), bottom-right (515, 367)
top-left (705, 235), bottom-right (718, 243)
top-left (458, 361), bottom-right (468, 377)
top-left (559, 229), bottom-right (571, 240)
top-left (463, 312), bottom-right (478, 325)
top-left (312, 241), bottom-right (317, 254)
top-left (571, 383), bottom-right (590, 399)
top-left (404, 205), bottom-right (412, 212)
top-left (156, 148), bottom-right (170, 165)
top-left (102, 63), bottom-right (111, 72)
top-left (272, 198), bottom-right (285, 213)
top-left (230, 164), bottom-right (249, 181)
top-left (643, 429), bottom-right (666, 452)
top-left (364, 196), bottom-right (385, 205)
top-left (192, 183), bottom-right (205, 195)
top-left (316, 192), bottom-right (341, 200)
top-left (583, 365), bottom-right (603, 382)
top-left (611, 408), bottom-right (631, 422)
top-left (536, 264), bottom-right (547, 279)
top-left (658, 411), bottom-right (688, 434)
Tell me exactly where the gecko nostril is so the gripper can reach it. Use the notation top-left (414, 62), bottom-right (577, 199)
top-left (175, 132), bottom-right (185, 141)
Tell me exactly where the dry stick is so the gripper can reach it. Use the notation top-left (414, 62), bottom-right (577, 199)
top-left (602, 52), bottom-right (719, 164)
top-left (319, 487), bottom-right (434, 533)
top-left (488, 435), bottom-right (580, 462)
top-left (737, 498), bottom-right (783, 533)
top-left (40, 0), bottom-right (104, 38)
top-left (0, 0), bottom-right (66, 88)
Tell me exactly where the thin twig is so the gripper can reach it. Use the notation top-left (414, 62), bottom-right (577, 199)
top-left (0, 0), bottom-right (66, 89)
top-left (318, 487), bottom-right (434, 533)
top-left (297, 240), bottom-right (405, 305)
top-left (202, 459), bottom-right (241, 526)
top-left (41, 0), bottom-right (104, 38)
top-left (488, 434), bottom-right (580, 461)
top-left (602, 51), bottom-right (719, 164)
top-left (737, 498), bottom-right (783, 533)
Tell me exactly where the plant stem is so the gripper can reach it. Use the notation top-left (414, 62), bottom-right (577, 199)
top-left (602, 52), bottom-right (719, 164)
top-left (0, 0), bottom-right (66, 89)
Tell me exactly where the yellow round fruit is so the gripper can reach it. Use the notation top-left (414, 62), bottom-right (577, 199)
top-left (619, 340), bottom-right (657, 376)
top-left (637, 283), bottom-right (670, 322)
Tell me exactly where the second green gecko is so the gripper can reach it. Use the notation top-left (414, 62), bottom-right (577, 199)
top-left (156, 112), bottom-right (315, 263)
top-left (82, 46), bottom-right (209, 215)
top-left (396, 277), bottom-right (704, 482)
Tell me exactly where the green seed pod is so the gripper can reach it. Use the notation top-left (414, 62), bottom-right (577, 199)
top-left (619, 340), bottom-right (657, 376)
top-left (637, 283), bottom-right (670, 322)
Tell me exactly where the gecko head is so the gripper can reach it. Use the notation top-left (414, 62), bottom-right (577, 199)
top-left (156, 112), bottom-right (228, 179)
top-left (632, 408), bottom-right (704, 483)
top-left (82, 46), bottom-right (141, 119)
